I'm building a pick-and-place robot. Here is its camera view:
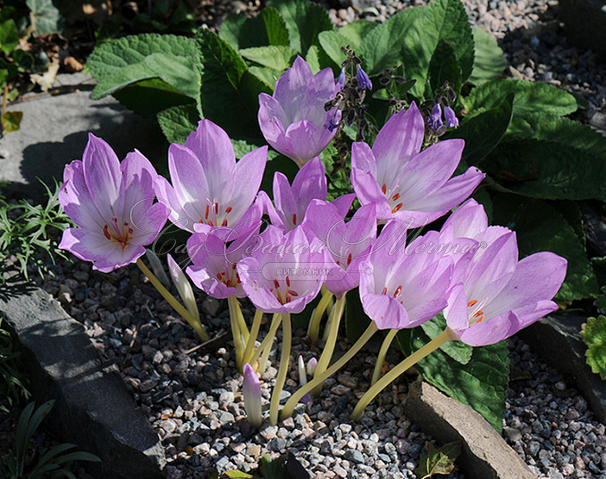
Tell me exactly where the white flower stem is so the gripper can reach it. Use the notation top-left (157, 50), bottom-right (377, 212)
top-left (235, 301), bottom-right (250, 344)
top-left (307, 286), bottom-right (334, 343)
top-left (281, 321), bottom-right (378, 420)
top-left (371, 328), bottom-right (399, 386)
top-left (242, 309), bottom-right (264, 366)
top-left (350, 328), bottom-right (456, 421)
top-left (227, 295), bottom-right (246, 369)
top-left (311, 294), bottom-right (346, 397)
top-left (250, 313), bottom-right (282, 372)
top-left (136, 258), bottom-right (209, 341)
top-left (270, 312), bottom-right (291, 425)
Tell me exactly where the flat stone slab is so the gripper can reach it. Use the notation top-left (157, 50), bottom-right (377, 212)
top-left (404, 380), bottom-right (537, 479)
top-left (517, 314), bottom-right (606, 424)
top-left (0, 273), bottom-right (166, 479)
top-left (0, 73), bottom-right (164, 200)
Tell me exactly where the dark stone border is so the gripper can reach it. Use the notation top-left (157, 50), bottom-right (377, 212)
top-left (0, 274), bottom-right (166, 479)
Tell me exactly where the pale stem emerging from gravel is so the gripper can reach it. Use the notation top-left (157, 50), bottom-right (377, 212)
top-left (311, 294), bottom-right (347, 398)
top-left (249, 313), bottom-right (282, 373)
top-left (136, 258), bottom-right (209, 341)
top-left (307, 286), bottom-right (334, 343)
top-left (350, 327), bottom-right (458, 421)
top-left (281, 321), bottom-right (379, 420)
top-left (371, 328), bottom-right (399, 386)
top-left (270, 312), bottom-right (292, 425)
top-left (227, 295), bottom-right (247, 369)
top-left (242, 309), bottom-right (264, 366)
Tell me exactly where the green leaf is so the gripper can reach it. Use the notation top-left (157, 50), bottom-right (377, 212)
top-left (87, 34), bottom-right (198, 100)
top-left (415, 441), bottom-right (462, 478)
top-left (220, 7), bottom-right (290, 50)
top-left (582, 315), bottom-right (606, 380)
top-left (492, 195), bottom-right (599, 301)
top-left (396, 329), bottom-right (509, 431)
top-left (318, 30), bottom-right (349, 67)
top-left (421, 314), bottom-right (472, 365)
top-left (0, 69), bottom-right (7, 88)
top-left (463, 79), bottom-right (578, 118)
top-left (468, 28), bottom-right (507, 85)
top-left (445, 92), bottom-right (513, 166)
top-left (398, 0), bottom-right (474, 96)
top-left (157, 104), bottom-right (200, 144)
top-left (427, 39), bottom-right (462, 97)
top-left (338, 20), bottom-right (377, 51)
top-left (26, 0), bottom-right (64, 34)
top-left (259, 454), bottom-right (285, 479)
top-left (0, 19), bottom-right (18, 55)
top-left (305, 44), bottom-right (321, 73)
top-left (359, 8), bottom-right (422, 76)
top-left (240, 45), bottom-right (298, 71)
top-left (2, 110), bottom-right (23, 132)
top-left (225, 470), bottom-right (254, 479)
top-left (112, 79), bottom-right (195, 118)
top-left (486, 139), bottom-right (606, 201)
top-left (268, 0), bottom-right (333, 55)
top-left (197, 28), bottom-right (271, 139)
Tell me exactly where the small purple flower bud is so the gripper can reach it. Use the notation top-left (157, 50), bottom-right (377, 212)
top-left (242, 363), bottom-right (263, 428)
top-left (337, 68), bottom-right (346, 90)
top-left (444, 105), bottom-right (459, 128)
top-left (427, 103), bottom-right (443, 131)
top-left (356, 66), bottom-right (373, 91)
top-left (306, 357), bottom-right (318, 376)
top-left (324, 116), bottom-right (340, 132)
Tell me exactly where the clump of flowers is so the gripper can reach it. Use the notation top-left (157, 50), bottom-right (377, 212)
top-left (58, 55), bottom-right (567, 430)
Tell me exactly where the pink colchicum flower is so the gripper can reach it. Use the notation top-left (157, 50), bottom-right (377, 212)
top-left (242, 363), bottom-right (263, 428)
top-left (358, 221), bottom-right (454, 330)
top-left (444, 232), bottom-right (567, 347)
top-left (260, 157), bottom-right (353, 232)
top-left (258, 56), bottom-right (341, 168)
top-left (155, 119), bottom-right (267, 234)
top-left (237, 226), bottom-right (334, 314)
top-left (302, 200), bottom-right (377, 297)
top-left (185, 203), bottom-right (264, 299)
top-left (351, 102), bottom-right (485, 225)
top-left (59, 134), bottom-right (168, 273)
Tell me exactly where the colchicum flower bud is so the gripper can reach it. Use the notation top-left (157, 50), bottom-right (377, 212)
top-left (242, 363), bottom-right (263, 428)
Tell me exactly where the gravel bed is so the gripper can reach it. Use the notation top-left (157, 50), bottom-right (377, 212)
top-left (34, 259), bottom-right (465, 479)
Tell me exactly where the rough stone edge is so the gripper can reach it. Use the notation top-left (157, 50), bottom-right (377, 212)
top-left (403, 380), bottom-right (537, 479)
top-left (0, 274), bottom-right (166, 479)
top-left (517, 314), bottom-right (606, 424)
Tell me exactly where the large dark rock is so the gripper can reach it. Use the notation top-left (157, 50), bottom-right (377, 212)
top-left (404, 381), bottom-right (537, 479)
top-left (559, 0), bottom-right (606, 58)
top-left (517, 314), bottom-right (606, 424)
top-left (0, 275), bottom-right (166, 479)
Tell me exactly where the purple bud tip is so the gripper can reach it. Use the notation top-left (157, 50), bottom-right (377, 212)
top-left (427, 103), bottom-right (443, 131)
top-left (444, 105), bottom-right (459, 128)
top-left (337, 68), bottom-right (346, 90)
top-left (306, 357), bottom-right (318, 376)
top-left (356, 66), bottom-right (373, 91)
top-left (242, 363), bottom-right (263, 428)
